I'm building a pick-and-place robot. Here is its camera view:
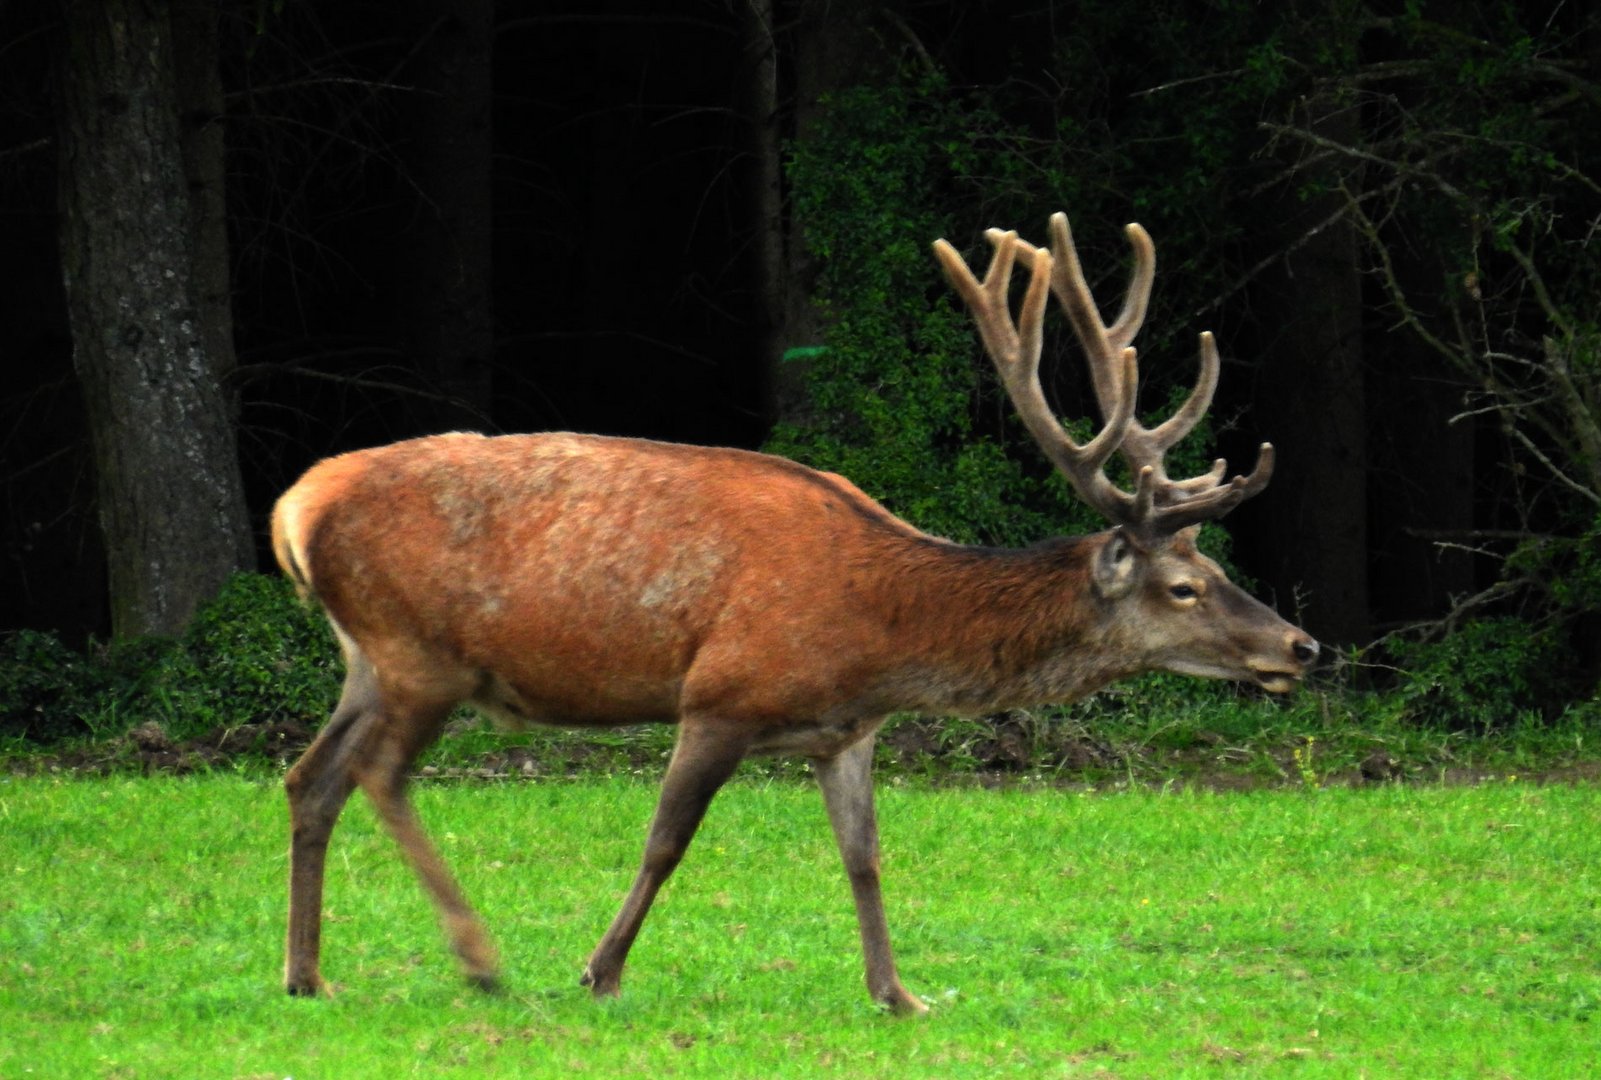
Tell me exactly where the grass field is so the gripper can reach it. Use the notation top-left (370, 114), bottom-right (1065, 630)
top-left (3, 772), bottom-right (1599, 1078)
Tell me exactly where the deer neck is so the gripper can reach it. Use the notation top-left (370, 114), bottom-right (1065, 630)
top-left (877, 533), bottom-right (1139, 716)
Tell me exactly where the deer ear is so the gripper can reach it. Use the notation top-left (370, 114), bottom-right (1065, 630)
top-left (1093, 529), bottom-right (1141, 599)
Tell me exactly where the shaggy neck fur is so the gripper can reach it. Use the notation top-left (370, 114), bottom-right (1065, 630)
top-left (867, 532), bottom-right (1143, 717)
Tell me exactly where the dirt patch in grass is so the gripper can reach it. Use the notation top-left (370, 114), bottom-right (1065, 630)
top-left (10, 712), bottom-right (1601, 792)
top-left (13, 718), bottom-right (317, 775)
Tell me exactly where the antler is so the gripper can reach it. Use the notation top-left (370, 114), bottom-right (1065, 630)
top-left (935, 214), bottom-right (1275, 534)
top-left (931, 230), bottom-right (1141, 526)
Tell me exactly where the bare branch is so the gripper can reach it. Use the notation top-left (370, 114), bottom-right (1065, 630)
top-left (1130, 67), bottom-right (1249, 99)
top-left (1508, 425), bottom-right (1601, 507)
top-left (0, 137), bottom-right (50, 162)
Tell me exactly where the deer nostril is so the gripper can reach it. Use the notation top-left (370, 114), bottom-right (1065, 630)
top-left (1292, 638), bottom-right (1320, 665)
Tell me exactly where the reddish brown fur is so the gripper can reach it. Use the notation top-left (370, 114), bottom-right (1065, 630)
top-left (274, 214), bottom-right (1318, 1015)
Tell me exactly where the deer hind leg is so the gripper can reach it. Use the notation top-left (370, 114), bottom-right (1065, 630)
top-left (284, 651), bottom-right (378, 996)
top-left (351, 689), bottom-right (500, 991)
top-left (812, 735), bottom-right (927, 1015)
top-left (581, 717), bottom-right (751, 998)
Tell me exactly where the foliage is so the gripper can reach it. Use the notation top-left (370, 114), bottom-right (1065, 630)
top-left (1291, 735), bottom-right (1323, 791)
top-left (158, 571), bottom-right (343, 736)
top-left (768, 22), bottom-right (1292, 548)
top-left (1261, 6), bottom-right (1601, 705)
top-left (0, 572), bottom-right (339, 744)
top-left (0, 630), bottom-right (113, 743)
top-left (768, 71), bottom-right (1089, 545)
top-left (1528, 512), bottom-right (1601, 617)
top-left (1384, 617), bottom-right (1568, 730)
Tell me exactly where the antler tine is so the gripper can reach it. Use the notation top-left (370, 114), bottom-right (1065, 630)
top-left (1043, 217), bottom-right (1208, 490)
top-left (1142, 331), bottom-right (1220, 456)
top-left (1105, 223), bottom-right (1155, 350)
top-left (932, 232), bottom-right (1138, 524)
top-left (1045, 215), bottom-right (1154, 354)
top-left (1147, 443), bottom-right (1276, 532)
top-left (1042, 214), bottom-right (1153, 421)
top-left (1116, 328), bottom-right (1223, 492)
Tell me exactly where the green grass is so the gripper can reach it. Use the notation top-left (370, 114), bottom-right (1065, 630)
top-left (3, 774), bottom-right (1600, 1077)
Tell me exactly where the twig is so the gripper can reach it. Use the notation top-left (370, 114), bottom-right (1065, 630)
top-left (0, 137), bottom-right (50, 162)
top-left (1130, 67), bottom-right (1248, 99)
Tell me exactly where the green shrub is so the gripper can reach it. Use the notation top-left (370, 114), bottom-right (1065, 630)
top-left (1385, 617), bottom-right (1567, 730)
top-left (0, 629), bottom-right (113, 742)
top-left (0, 573), bottom-right (340, 745)
top-left (768, 71), bottom-right (1091, 546)
top-left (145, 572), bottom-right (342, 740)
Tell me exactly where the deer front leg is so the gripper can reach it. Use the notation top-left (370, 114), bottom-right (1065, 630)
top-left (813, 735), bottom-right (928, 1015)
top-left (582, 718), bottom-right (750, 998)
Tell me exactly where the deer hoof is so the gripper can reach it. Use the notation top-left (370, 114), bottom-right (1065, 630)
top-left (285, 974), bottom-right (331, 999)
top-left (466, 971), bottom-right (502, 994)
top-left (879, 986), bottom-right (930, 1016)
top-left (580, 964), bottom-right (621, 998)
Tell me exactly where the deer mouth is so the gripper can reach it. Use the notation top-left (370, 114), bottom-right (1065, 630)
top-left (1252, 669), bottom-right (1303, 694)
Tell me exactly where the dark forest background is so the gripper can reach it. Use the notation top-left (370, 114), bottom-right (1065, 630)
top-left (1, 0), bottom-right (1598, 721)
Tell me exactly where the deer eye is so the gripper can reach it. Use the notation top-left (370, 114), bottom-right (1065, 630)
top-left (1169, 584), bottom-right (1199, 601)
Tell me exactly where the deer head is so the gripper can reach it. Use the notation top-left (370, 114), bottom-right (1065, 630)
top-left (933, 214), bottom-right (1315, 690)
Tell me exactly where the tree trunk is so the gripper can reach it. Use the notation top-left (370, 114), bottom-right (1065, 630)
top-left (56, 0), bottom-right (253, 640)
top-left (736, 0), bottom-right (785, 429)
top-left (1244, 102), bottom-right (1371, 648)
top-left (1356, 0), bottom-right (1475, 632)
top-left (1364, 266), bottom-right (1475, 630)
top-left (396, 0), bottom-right (495, 433)
top-left (171, 0), bottom-right (236, 410)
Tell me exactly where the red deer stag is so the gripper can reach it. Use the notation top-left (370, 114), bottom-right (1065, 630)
top-left (273, 212), bottom-right (1318, 1014)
